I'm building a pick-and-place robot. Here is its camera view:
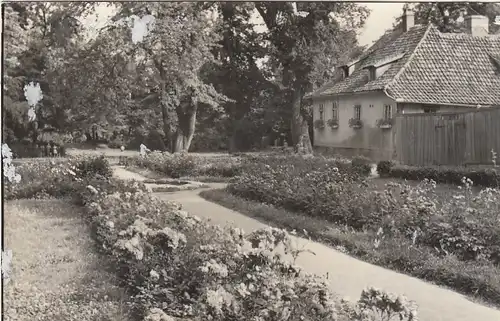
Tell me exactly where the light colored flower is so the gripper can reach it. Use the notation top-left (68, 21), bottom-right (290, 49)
top-left (149, 270), bottom-right (160, 281)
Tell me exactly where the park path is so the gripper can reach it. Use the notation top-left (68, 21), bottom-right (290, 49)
top-left (112, 166), bottom-right (500, 321)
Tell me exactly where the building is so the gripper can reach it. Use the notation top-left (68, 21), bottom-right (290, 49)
top-left (309, 9), bottom-right (500, 161)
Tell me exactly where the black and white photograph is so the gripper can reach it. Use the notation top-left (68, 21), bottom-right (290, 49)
top-left (2, 1), bottom-right (500, 321)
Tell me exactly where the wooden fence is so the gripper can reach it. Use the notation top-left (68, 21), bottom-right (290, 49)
top-left (394, 107), bottom-right (500, 166)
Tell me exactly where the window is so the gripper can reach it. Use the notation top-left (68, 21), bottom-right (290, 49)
top-left (423, 105), bottom-right (439, 113)
top-left (319, 104), bottom-right (324, 120)
top-left (383, 104), bottom-right (392, 120)
top-left (354, 104), bottom-right (361, 120)
top-left (332, 102), bottom-right (338, 120)
top-left (368, 67), bottom-right (376, 81)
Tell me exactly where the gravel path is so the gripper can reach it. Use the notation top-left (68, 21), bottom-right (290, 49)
top-left (113, 166), bottom-right (500, 321)
top-left (3, 199), bottom-right (131, 321)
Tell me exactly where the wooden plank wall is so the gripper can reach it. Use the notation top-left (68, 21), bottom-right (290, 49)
top-left (394, 108), bottom-right (500, 166)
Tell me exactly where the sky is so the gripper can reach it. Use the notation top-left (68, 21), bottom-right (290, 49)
top-left (87, 2), bottom-right (406, 47)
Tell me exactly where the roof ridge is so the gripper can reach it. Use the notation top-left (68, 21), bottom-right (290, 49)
top-left (383, 24), bottom-right (434, 98)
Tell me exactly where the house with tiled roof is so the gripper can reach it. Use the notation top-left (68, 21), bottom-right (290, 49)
top-left (310, 9), bottom-right (500, 160)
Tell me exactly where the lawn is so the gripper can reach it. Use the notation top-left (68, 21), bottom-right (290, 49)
top-left (3, 199), bottom-right (132, 321)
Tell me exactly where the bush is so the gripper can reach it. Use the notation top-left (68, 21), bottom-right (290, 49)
top-left (130, 152), bottom-right (197, 178)
top-left (79, 177), bottom-right (418, 321)
top-left (6, 158), bottom-right (419, 321)
top-left (351, 155), bottom-right (372, 176)
top-left (4, 156), bottom-right (113, 200)
top-left (75, 156), bottom-right (113, 179)
top-left (377, 160), bottom-right (396, 177)
top-left (388, 165), bottom-right (500, 188)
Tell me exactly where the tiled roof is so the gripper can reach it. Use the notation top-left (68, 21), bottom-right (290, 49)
top-left (386, 26), bottom-right (500, 106)
top-left (313, 25), bottom-right (428, 97)
top-left (312, 24), bottom-right (500, 107)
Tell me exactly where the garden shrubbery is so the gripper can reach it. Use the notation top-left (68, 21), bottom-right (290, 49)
top-left (5, 157), bottom-right (419, 321)
top-left (227, 164), bottom-right (500, 265)
top-left (221, 162), bottom-right (500, 305)
top-left (127, 152), bottom-right (370, 183)
top-left (377, 161), bottom-right (500, 188)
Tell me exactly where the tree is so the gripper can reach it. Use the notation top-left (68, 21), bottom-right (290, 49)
top-left (203, 2), bottom-right (272, 152)
top-left (399, 2), bottom-right (500, 34)
top-left (2, 2), bottom-right (98, 143)
top-left (105, 2), bottom-right (229, 153)
top-left (254, 2), bottom-right (369, 154)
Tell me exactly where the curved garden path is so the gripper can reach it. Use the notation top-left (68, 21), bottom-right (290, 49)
top-left (112, 166), bottom-right (500, 321)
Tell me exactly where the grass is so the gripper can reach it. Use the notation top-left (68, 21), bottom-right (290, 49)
top-left (200, 188), bottom-right (500, 309)
top-left (3, 199), bottom-right (133, 321)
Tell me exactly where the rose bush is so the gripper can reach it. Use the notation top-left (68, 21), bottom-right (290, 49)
top-left (228, 163), bottom-right (500, 265)
top-left (5, 156), bottom-right (419, 321)
top-left (127, 152), bottom-right (370, 182)
top-left (82, 179), bottom-right (418, 321)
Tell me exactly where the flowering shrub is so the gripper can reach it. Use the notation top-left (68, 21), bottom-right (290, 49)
top-left (4, 156), bottom-right (113, 200)
top-left (2, 144), bottom-right (21, 183)
top-left (348, 118), bottom-right (363, 129)
top-left (375, 118), bottom-right (393, 128)
top-left (376, 160), bottom-right (395, 177)
top-left (229, 159), bottom-right (500, 266)
top-left (314, 119), bottom-right (325, 130)
top-left (129, 151), bottom-right (197, 178)
top-left (5, 156), bottom-right (419, 320)
top-left (80, 178), bottom-right (418, 321)
top-left (387, 165), bottom-right (500, 188)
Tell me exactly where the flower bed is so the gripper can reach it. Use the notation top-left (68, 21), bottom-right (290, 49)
top-left (5, 157), bottom-right (419, 321)
top-left (227, 164), bottom-right (500, 266)
top-left (377, 161), bottom-right (500, 188)
top-left (127, 151), bottom-right (242, 180)
top-left (126, 152), bottom-right (371, 183)
top-left (200, 188), bottom-right (500, 308)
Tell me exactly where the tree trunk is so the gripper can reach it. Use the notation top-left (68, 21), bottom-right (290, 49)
top-left (290, 86), bottom-right (313, 154)
top-left (183, 107), bottom-right (197, 152)
top-left (174, 131), bottom-right (187, 152)
top-left (173, 104), bottom-right (197, 153)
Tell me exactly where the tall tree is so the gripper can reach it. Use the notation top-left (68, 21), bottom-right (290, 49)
top-left (400, 2), bottom-right (500, 34)
top-left (106, 2), bottom-right (229, 152)
top-left (254, 2), bottom-right (369, 153)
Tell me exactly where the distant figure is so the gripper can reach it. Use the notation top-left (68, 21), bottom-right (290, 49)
top-left (119, 145), bottom-right (126, 165)
top-left (139, 143), bottom-right (150, 157)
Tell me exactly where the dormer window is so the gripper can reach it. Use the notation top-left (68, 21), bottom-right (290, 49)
top-left (340, 66), bottom-right (349, 79)
top-left (368, 66), bottom-right (376, 81)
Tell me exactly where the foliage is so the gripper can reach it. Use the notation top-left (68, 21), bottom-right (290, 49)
top-left (75, 156), bottom-right (113, 180)
top-left (387, 165), bottom-right (500, 188)
top-left (375, 118), bottom-right (393, 128)
top-left (348, 118), bottom-right (363, 128)
top-left (2, 144), bottom-right (21, 183)
top-left (5, 156), bottom-right (419, 321)
top-left (201, 188), bottom-right (500, 308)
top-left (313, 119), bottom-right (325, 130)
top-left (129, 152), bottom-right (197, 179)
top-left (326, 118), bottom-right (338, 128)
top-left (80, 174), bottom-right (418, 321)
top-left (227, 159), bottom-right (500, 265)
top-left (254, 2), bottom-right (370, 152)
top-left (351, 156), bottom-right (372, 176)
top-left (129, 152), bottom-right (242, 179)
top-left (376, 160), bottom-right (396, 177)
top-left (3, 156), bottom-right (112, 200)
top-left (400, 3), bottom-right (500, 34)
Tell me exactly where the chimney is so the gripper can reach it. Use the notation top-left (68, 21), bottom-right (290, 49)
top-left (464, 15), bottom-right (489, 36)
top-left (402, 8), bottom-right (415, 32)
